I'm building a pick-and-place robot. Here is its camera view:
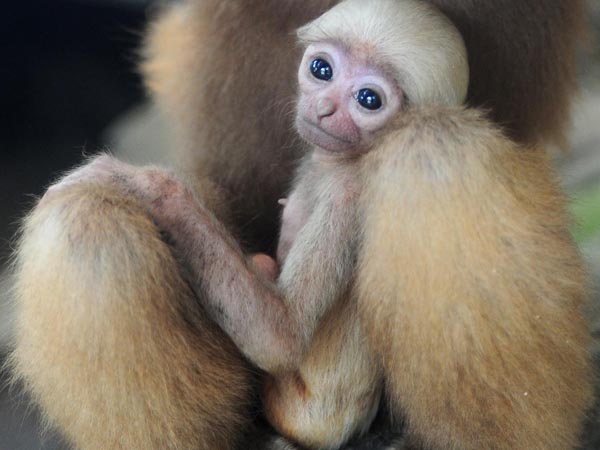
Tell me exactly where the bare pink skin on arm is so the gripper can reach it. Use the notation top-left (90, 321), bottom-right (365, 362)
top-left (251, 253), bottom-right (279, 281)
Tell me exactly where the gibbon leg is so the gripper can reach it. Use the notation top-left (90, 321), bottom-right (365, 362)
top-left (10, 183), bottom-right (253, 450)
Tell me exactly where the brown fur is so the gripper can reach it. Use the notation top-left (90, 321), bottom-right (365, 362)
top-left (142, 0), bottom-right (587, 252)
top-left (358, 107), bottom-right (594, 450)
top-left (142, 0), bottom-right (336, 250)
top-left (10, 184), bottom-right (254, 450)
top-left (429, 0), bottom-right (586, 147)
top-left (8, 1), bottom-right (590, 449)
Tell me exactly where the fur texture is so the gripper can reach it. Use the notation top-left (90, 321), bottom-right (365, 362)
top-left (263, 4), bottom-right (469, 447)
top-left (428, 0), bottom-right (586, 146)
top-left (297, 0), bottom-right (469, 106)
top-left (142, 0), bottom-right (338, 250)
top-left (358, 107), bottom-right (594, 450)
top-left (10, 184), bottom-right (254, 450)
top-left (263, 156), bottom-right (381, 449)
top-left (8, 0), bottom-right (590, 449)
top-left (142, 0), bottom-right (586, 251)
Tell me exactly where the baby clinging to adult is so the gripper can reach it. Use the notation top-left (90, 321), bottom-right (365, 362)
top-left (277, 0), bottom-right (468, 263)
top-left (263, 1), bottom-right (469, 448)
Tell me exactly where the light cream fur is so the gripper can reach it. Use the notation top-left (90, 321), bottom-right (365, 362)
top-left (297, 0), bottom-right (469, 106)
top-left (264, 155), bottom-right (382, 449)
top-left (262, 3), bottom-right (469, 448)
top-left (264, 283), bottom-right (382, 449)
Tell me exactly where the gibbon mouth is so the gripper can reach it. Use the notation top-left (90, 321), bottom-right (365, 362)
top-left (299, 118), bottom-right (353, 147)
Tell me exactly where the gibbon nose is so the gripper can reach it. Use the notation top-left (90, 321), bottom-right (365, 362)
top-left (317, 97), bottom-right (336, 118)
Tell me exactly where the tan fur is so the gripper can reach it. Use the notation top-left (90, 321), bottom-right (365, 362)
top-left (8, 1), bottom-right (590, 449)
top-left (358, 107), bottom-right (594, 450)
top-left (142, 1), bottom-right (337, 249)
top-left (10, 184), bottom-right (253, 450)
top-left (142, 1), bottom-right (587, 251)
top-left (142, 3), bottom-right (193, 101)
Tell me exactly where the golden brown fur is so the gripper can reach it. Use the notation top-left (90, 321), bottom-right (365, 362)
top-left (142, 0), bottom-right (337, 250)
top-left (11, 184), bottom-right (253, 450)
top-left (358, 107), bottom-right (594, 450)
top-left (428, 0), bottom-right (586, 146)
top-left (142, 0), bottom-right (587, 251)
top-left (8, 1), bottom-right (591, 449)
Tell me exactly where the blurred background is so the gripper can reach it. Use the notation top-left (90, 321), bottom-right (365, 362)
top-left (0, 1), bottom-right (153, 448)
top-left (0, 0), bottom-right (599, 449)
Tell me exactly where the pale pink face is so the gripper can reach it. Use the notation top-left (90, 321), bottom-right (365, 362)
top-left (296, 42), bottom-right (403, 155)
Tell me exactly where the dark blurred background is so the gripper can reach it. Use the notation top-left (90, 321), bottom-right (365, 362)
top-left (0, 1), bottom-right (599, 449)
top-left (0, 0), bottom-right (153, 265)
top-left (0, 1), bottom-right (153, 449)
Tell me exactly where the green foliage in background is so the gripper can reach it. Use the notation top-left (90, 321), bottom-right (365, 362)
top-left (571, 184), bottom-right (600, 244)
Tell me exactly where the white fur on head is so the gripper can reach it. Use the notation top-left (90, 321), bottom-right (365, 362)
top-left (297, 0), bottom-right (469, 106)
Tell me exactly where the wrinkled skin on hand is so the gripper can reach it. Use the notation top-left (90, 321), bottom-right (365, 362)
top-left (45, 154), bottom-right (281, 281)
top-left (44, 155), bottom-right (195, 228)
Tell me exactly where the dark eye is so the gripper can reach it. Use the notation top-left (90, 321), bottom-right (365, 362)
top-left (310, 58), bottom-right (333, 81)
top-left (356, 88), bottom-right (383, 110)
